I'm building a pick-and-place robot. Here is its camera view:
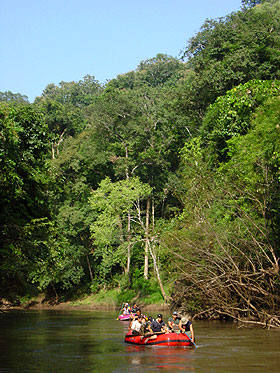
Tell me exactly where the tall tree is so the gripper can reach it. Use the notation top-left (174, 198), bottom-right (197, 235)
top-left (178, 1), bottom-right (280, 130)
top-left (166, 86), bottom-right (280, 326)
top-left (241, 0), bottom-right (262, 8)
top-left (0, 103), bottom-right (50, 296)
top-left (0, 91), bottom-right (29, 104)
top-left (89, 177), bottom-right (152, 283)
top-left (201, 80), bottom-right (280, 163)
top-left (37, 75), bottom-right (102, 107)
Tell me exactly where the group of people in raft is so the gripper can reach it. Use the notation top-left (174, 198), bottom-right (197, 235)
top-left (121, 303), bottom-right (195, 344)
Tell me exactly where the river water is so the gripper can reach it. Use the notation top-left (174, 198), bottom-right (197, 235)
top-left (0, 310), bottom-right (279, 372)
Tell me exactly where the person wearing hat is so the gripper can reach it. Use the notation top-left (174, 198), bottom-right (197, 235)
top-left (168, 311), bottom-right (180, 332)
top-left (179, 315), bottom-right (195, 343)
top-left (149, 314), bottom-right (167, 333)
top-left (143, 314), bottom-right (166, 344)
top-left (121, 303), bottom-right (131, 315)
top-left (143, 316), bottom-right (154, 334)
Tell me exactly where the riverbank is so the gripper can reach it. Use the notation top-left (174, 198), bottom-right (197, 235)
top-left (0, 293), bottom-right (170, 312)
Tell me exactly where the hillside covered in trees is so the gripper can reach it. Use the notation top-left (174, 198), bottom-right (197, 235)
top-left (1, 0), bottom-right (280, 328)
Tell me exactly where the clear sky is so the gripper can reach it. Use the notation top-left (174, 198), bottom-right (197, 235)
top-left (0, 0), bottom-right (242, 102)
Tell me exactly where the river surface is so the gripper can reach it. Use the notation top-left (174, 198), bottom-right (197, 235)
top-left (0, 310), bottom-right (279, 372)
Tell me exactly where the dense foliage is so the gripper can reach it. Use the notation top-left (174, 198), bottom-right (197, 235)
top-left (1, 1), bottom-right (280, 326)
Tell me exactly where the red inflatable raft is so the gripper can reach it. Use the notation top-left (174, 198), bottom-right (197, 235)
top-left (124, 331), bottom-right (193, 346)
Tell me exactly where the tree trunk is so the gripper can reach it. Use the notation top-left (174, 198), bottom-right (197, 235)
top-left (51, 143), bottom-right (55, 159)
top-left (86, 254), bottom-right (94, 282)
top-left (144, 197), bottom-right (150, 279)
top-left (51, 130), bottom-right (66, 159)
top-left (50, 282), bottom-right (59, 303)
top-left (126, 211), bottom-right (131, 275)
top-left (117, 215), bottom-right (124, 245)
top-left (152, 196), bottom-right (155, 233)
top-left (148, 241), bottom-right (170, 303)
top-left (124, 145), bottom-right (132, 276)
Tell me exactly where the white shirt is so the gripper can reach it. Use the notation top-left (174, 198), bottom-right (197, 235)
top-left (131, 319), bottom-right (142, 332)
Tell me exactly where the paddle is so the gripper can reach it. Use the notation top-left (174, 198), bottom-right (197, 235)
top-left (116, 303), bottom-right (124, 320)
top-left (184, 333), bottom-right (198, 348)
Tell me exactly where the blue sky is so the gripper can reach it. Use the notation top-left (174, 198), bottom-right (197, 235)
top-left (0, 0), bottom-right (242, 102)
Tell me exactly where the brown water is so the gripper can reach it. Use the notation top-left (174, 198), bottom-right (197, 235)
top-left (0, 310), bottom-right (279, 372)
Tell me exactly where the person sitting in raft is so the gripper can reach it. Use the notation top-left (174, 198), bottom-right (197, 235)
top-left (143, 314), bottom-right (167, 344)
top-left (131, 303), bottom-right (138, 313)
top-left (149, 314), bottom-right (167, 333)
top-left (130, 315), bottom-right (144, 335)
top-left (135, 308), bottom-right (142, 317)
top-left (179, 315), bottom-right (195, 343)
top-left (122, 303), bottom-right (131, 315)
top-left (129, 308), bottom-right (143, 327)
top-left (168, 311), bottom-right (180, 332)
top-left (143, 316), bottom-right (153, 334)
top-left (131, 308), bottom-right (146, 321)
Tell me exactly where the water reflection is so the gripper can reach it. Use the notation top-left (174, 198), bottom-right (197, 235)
top-left (125, 345), bottom-right (196, 371)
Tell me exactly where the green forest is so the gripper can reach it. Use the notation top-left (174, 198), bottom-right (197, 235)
top-left (1, 0), bottom-right (280, 328)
